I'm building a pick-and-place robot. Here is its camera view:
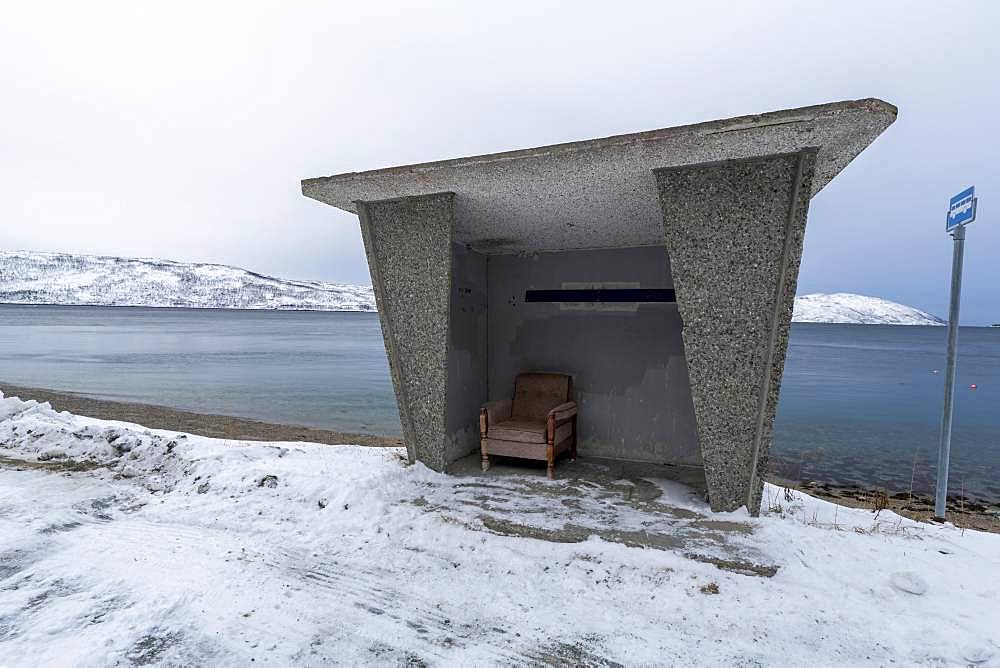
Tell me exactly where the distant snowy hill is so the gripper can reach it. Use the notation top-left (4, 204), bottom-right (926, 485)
top-left (792, 293), bottom-right (944, 326)
top-left (0, 250), bottom-right (375, 311)
top-left (0, 252), bottom-right (943, 324)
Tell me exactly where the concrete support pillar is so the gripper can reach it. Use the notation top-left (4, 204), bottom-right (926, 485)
top-left (357, 192), bottom-right (455, 471)
top-left (654, 150), bottom-right (817, 514)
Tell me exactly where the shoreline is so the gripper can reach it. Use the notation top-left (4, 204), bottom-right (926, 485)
top-left (0, 382), bottom-right (403, 448)
top-left (0, 302), bottom-right (376, 313)
top-left (2, 382), bottom-right (997, 532)
top-left (770, 476), bottom-right (1000, 533)
top-left (5, 303), bottom-right (1000, 327)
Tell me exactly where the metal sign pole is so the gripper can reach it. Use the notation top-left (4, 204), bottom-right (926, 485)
top-left (934, 223), bottom-right (966, 520)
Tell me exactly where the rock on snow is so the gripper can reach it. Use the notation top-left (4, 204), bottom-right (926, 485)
top-left (0, 390), bottom-right (998, 665)
top-left (0, 250), bottom-right (375, 311)
top-left (793, 292), bottom-right (946, 326)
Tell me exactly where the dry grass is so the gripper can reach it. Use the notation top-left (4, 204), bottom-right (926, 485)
top-left (765, 448), bottom-right (1000, 536)
top-left (868, 488), bottom-right (890, 520)
top-left (769, 478), bottom-right (1000, 534)
top-left (764, 484), bottom-right (924, 537)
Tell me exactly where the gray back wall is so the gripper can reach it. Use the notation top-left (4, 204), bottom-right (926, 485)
top-left (484, 246), bottom-right (700, 466)
top-left (445, 243), bottom-right (489, 464)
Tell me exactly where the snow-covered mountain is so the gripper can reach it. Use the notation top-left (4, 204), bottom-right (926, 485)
top-left (792, 293), bottom-right (944, 326)
top-left (0, 250), bottom-right (375, 311)
top-left (0, 252), bottom-right (943, 324)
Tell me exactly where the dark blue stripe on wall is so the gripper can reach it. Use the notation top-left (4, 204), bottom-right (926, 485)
top-left (524, 289), bottom-right (676, 303)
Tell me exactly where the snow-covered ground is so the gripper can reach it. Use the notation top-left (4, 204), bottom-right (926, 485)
top-left (0, 250), bottom-right (375, 311)
top-left (1, 391), bottom-right (998, 666)
top-left (793, 293), bottom-right (945, 325)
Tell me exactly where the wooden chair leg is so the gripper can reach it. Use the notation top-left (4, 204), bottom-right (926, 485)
top-left (546, 414), bottom-right (556, 479)
top-left (479, 409), bottom-right (490, 472)
top-left (480, 439), bottom-right (491, 472)
top-left (570, 415), bottom-right (578, 461)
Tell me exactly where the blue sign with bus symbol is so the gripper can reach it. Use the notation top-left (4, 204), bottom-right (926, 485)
top-left (946, 186), bottom-right (976, 232)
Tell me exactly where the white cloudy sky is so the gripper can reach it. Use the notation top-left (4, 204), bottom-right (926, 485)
top-left (2, 1), bottom-right (997, 322)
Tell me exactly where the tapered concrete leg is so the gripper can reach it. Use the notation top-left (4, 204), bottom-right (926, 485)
top-left (357, 192), bottom-right (455, 472)
top-left (654, 151), bottom-right (817, 515)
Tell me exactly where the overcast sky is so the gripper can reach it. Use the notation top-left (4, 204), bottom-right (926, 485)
top-left (2, 1), bottom-right (997, 323)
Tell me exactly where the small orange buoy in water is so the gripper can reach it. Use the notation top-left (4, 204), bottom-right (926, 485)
top-left (970, 384), bottom-right (978, 390)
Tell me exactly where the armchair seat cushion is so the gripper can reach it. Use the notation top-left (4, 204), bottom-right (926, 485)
top-left (489, 418), bottom-right (547, 444)
top-left (488, 418), bottom-right (573, 445)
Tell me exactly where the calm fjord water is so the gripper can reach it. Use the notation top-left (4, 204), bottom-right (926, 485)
top-left (1, 305), bottom-right (997, 500)
top-left (0, 306), bottom-right (398, 436)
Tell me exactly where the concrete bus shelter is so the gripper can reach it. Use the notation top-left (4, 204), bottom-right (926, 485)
top-left (302, 98), bottom-right (896, 515)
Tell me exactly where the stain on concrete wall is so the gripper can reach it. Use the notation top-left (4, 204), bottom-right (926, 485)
top-left (485, 246), bottom-right (701, 466)
top-left (445, 244), bottom-right (488, 465)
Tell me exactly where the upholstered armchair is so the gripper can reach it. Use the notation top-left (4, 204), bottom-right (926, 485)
top-left (479, 372), bottom-right (578, 479)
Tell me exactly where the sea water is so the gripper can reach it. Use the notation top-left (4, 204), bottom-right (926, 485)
top-left (0, 305), bottom-right (996, 500)
top-left (0, 306), bottom-right (398, 436)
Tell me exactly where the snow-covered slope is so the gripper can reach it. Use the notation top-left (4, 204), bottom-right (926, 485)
top-left (0, 250), bottom-right (375, 311)
top-left (793, 292), bottom-right (945, 326)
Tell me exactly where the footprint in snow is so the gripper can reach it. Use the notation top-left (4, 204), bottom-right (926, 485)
top-left (889, 571), bottom-right (928, 595)
top-left (963, 646), bottom-right (994, 664)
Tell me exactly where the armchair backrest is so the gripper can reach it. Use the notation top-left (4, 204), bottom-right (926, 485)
top-left (511, 372), bottom-right (573, 421)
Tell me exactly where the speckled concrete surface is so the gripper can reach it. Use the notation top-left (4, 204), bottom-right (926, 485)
top-left (303, 99), bottom-right (895, 254)
top-left (305, 100), bottom-right (894, 513)
top-left (655, 151), bottom-right (817, 514)
top-left (357, 193), bottom-right (455, 471)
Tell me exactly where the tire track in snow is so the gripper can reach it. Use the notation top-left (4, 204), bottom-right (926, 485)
top-left (279, 547), bottom-right (532, 664)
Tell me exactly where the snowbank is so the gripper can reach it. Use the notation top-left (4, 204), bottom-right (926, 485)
top-left (0, 390), bottom-right (997, 665)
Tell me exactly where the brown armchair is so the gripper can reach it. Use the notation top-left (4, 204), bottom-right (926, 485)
top-left (479, 372), bottom-right (578, 479)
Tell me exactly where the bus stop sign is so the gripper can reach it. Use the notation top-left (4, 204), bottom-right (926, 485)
top-left (946, 186), bottom-right (977, 232)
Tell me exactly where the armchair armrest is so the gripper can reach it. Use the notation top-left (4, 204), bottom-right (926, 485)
top-left (546, 401), bottom-right (578, 445)
top-left (480, 399), bottom-right (512, 437)
top-left (548, 401), bottom-right (577, 422)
